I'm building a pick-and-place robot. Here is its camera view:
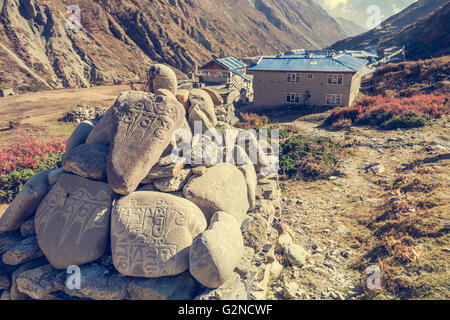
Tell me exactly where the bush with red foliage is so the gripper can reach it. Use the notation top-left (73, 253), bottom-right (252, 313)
top-left (0, 135), bottom-right (65, 203)
top-left (323, 94), bottom-right (449, 129)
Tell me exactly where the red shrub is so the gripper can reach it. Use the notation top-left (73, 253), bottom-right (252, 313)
top-left (0, 134), bottom-right (66, 175)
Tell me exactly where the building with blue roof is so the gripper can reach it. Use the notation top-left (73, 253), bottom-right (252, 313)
top-left (248, 52), bottom-right (368, 108)
top-left (199, 57), bottom-right (252, 92)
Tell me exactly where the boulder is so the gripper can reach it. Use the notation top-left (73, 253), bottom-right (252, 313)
top-left (111, 191), bottom-right (207, 278)
top-left (106, 91), bottom-right (185, 195)
top-left (15, 264), bottom-right (61, 299)
top-left (242, 215), bottom-right (267, 252)
top-left (148, 64), bottom-right (177, 95)
top-left (194, 272), bottom-right (247, 300)
top-left (202, 88), bottom-right (224, 106)
top-left (153, 169), bottom-right (191, 192)
top-left (188, 89), bottom-right (217, 127)
top-left (62, 144), bottom-right (109, 180)
top-left (175, 89), bottom-right (190, 112)
top-left (190, 212), bottom-right (244, 288)
top-left (128, 271), bottom-right (198, 300)
top-left (228, 146), bottom-right (257, 210)
top-left (183, 164), bottom-right (249, 222)
top-left (66, 120), bottom-right (96, 153)
top-left (155, 88), bottom-right (176, 99)
top-left (55, 262), bottom-right (130, 300)
top-left (85, 106), bottom-right (115, 145)
top-left (225, 90), bottom-right (239, 105)
top-left (2, 236), bottom-right (43, 265)
top-left (188, 105), bottom-right (215, 133)
top-left (0, 170), bottom-right (50, 232)
top-left (47, 168), bottom-right (64, 186)
top-left (35, 173), bottom-right (114, 269)
top-left (235, 246), bottom-right (255, 277)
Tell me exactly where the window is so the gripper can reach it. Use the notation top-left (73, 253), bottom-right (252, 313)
top-left (328, 74), bottom-right (343, 85)
top-left (326, 94), bottom-right (342, 105)
top-left (304, 92), bottom-right (311, 99)
top-left (286, 93), bottom-right (300, 104)
top-left (307, 73), bottom-right (313, 79)
top-left (287, 73), bottom-right (301, 84)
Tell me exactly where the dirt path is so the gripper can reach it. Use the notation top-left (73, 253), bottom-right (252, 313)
top-left (267, 112), bottom-right (450, 300)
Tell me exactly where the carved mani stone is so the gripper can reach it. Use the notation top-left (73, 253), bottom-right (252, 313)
top-left (111, 191), bottom-right (207, 278)
top-left (107, 90), bottom-right (186, 195)
top-left (34, 173), bottom-right (114, 269)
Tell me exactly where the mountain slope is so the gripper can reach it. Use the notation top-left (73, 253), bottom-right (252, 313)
top-left (335, 17), bottom-right (366, 37)
top-left (329, 0), bottom-right (449, 60)
top-left (0, 0), bottom-right (346, 92)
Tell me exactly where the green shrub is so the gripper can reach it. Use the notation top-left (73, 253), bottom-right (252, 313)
top-left (380, 111), bottom-right (428, 129)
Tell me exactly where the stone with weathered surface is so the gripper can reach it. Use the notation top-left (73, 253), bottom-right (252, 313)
top-left (227, 145), bottom-right (257, 210)
top-left (155, 88), bottom-right (176, 99)
top-left (2, 236), bottom-right (43, 265)
top-left (242, 214), bottom-right (267, 252)
top-left (85, 106), bottom-right (115, 145)
top-left (194, 272), bottom-right (247, 300)
top-left (225, 90), bottom-right (239, 105)
top-left (20, 219), bottom-right (35, 238)
top-left (47, 168), bottom-right (64, 186)
top-left (111, 191), bottom-right (207, 278)
top-left (190, 211), bottom-right (244, 288)
top-left (0, 171), bottom-right (50, 232)
top-left (183, 164), bottom-right (249, 222)
top-left (66, 120), bottom-right (96, 153)
top-left (55, 262), bottom-right (130, 300)
top-left (190, 134), bottom-right (222, 167)
top-left (9, 258), bottom-right (47, 300)
top-left (175, 89), bottom-right (190, 112)
top-left (153, 169), bottom-right (191, 192)
top-left (106, 91), bottom-right (185, 195)
top-left (202, 88), bottom-right (224, 106)
top-left (128, 271), bottom-right (198, 300)
top-left (0, 231), bottom-right (22, 254)
top-left (35, 173), bottom-right (114, 269)
top-left (148, 64), bottom-right (177, 95)
top-left (188, 89), bottom-right (217, 127)
top-left (188, 105), bottom-right (215, 133)
top-left (141, 155), bottom-right (186, 183)
top-left (235, 246), bottom-right (255, 277)
top-left (62, 144), bottom-right (109, 180)
top-left (15, 264), bottom-right (61, 299)
top-left (0, 261), bottom-right (15, 290)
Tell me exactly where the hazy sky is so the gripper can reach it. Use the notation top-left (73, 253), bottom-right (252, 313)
top-left (315, 0), bottom-right (417, 29)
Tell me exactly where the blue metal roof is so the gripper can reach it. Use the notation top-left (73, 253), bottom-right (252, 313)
top-left (215, 57), bottom-right (247, 71)
top-left (249, 54), bottom-right (368, 73)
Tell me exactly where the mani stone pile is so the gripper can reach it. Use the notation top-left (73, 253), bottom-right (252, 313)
top-left (0, 65), bottom-right (301, 300)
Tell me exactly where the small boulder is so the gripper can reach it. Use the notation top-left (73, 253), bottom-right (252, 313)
top-left (66, 120), bottom-right (96, 153)
top-left (0, 170), bottom-right (50, 232)
top-left (202, 88), bottom-right (224, 106)
top-left (15, 264), bottom-right (61, 299)
top-left (189, 211), bottom-right (244, 288)
top-left (2, 236), bottom-right (43, 266)
top-left (148, 64), bottom-right (178, 95)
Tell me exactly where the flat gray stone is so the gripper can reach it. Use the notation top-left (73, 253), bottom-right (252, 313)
top-left (62, 144), bottom-right (109, 180)
top-left (194, 272), bottom-right (247, 300)
top-left (2, 236), bottom-right (43, 265)
top-left (128, 271), bottom-right (198, 300)
top-left (15, 264), bottom-right (61, 300)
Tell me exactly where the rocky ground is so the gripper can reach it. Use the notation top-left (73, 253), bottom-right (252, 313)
top-left (265, 111), bottom-right (449, 300)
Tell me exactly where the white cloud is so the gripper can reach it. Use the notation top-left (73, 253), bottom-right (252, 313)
top-left (322, 0), bottom-right (348, 10)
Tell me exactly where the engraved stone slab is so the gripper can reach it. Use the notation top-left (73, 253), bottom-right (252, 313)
top-left (35, 173), bottom-right (114, 269)
top-left (189, 212), bottom-right (244, 288)
top-left (107, 91), bottom-right (185, 195)
top-left (148, 64), bottom-right (178, 95)
top-left (111, 191), bottom-right (207, 278)
top-left (0, 171), bottom-right (50, 232)
top-left (183, 164), bottom-right (250, 223)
